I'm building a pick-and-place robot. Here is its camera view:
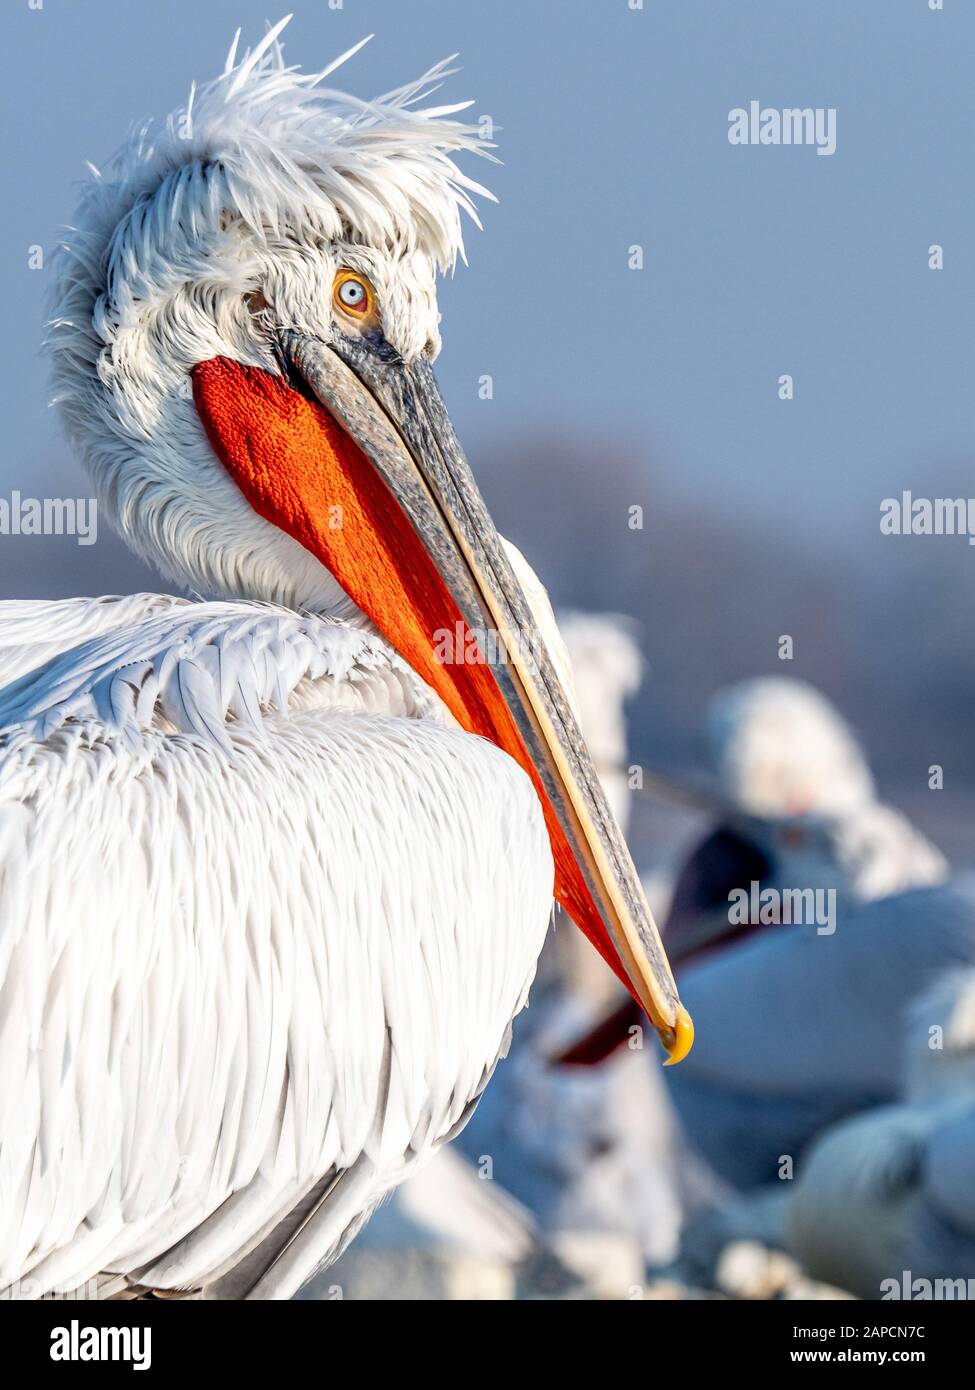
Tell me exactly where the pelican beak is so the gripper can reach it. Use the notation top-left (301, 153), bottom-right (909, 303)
top-left (193, 335), bottom-right (693, 1063)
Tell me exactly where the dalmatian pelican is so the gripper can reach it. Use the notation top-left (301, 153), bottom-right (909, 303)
top-left (0, 20), bottom-right (691, 1300)
top-left (788, 955), bottom-right (975, 1297)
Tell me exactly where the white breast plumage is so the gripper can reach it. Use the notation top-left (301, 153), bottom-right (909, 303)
top-left (0, 599), bottom-right (552, 1297)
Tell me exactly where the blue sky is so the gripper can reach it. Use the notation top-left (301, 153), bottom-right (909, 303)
top-left (4, 0), bottom-right (972, 542)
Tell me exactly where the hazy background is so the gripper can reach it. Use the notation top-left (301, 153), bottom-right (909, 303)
top-left (2, 0), bottom-right (973, 858)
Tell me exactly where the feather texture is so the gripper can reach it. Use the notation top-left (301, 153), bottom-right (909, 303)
top-left (0, 601), bottom-right (552, 1297)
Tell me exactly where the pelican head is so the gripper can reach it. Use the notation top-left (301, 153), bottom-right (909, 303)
top-left (709, 677), bottom-right (874, 821)
top-left (47, 19), bottom-right (692, 1061)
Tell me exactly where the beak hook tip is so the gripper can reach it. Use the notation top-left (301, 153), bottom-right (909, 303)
top-left (661, 1002), bottom-right (694, 1066)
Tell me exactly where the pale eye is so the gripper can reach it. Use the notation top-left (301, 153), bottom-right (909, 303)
top-left (339, 281), bottom-right (365, 308)
top-left (334, 273), bottom-right (371, 315)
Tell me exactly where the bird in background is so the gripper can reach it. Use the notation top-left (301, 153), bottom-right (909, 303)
top-left (635, 679), bottom-right (971, 1293)
top-left (0, 19), bottom-right (692, 1300)
top-left (788, 954), bottom-right (975, 1297)
top-left (661, 676), bottom-right (954, 1193)
top-left (648, 676), bottom-right (946, 968)
top-left (694, 677), bottom-right (947, 921)
top-left (562, 677), bottom-right (945, 1047)
top-left (557, 676), bottom-right (959, 1244)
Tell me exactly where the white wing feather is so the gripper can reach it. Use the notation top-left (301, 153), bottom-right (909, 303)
top-left (0, 593), bottom-right (194, 689)
top-left (0, 599), bottom-right (553, 1297)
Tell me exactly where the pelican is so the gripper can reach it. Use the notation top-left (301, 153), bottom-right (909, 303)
top-left (659, 678), bottom-right (952, 1190)
top-left (559, 676), bottom-right (947, 1066)
top-left (554, 673), bottom-right (958, 1284)
top-left (700, 677), bottom-right (947, 909)
top-left (0, 21), bottom-right (691, 1300)
top-left (788, 953), bottom-right (975, 1297)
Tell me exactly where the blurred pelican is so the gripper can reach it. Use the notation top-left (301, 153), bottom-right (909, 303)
top-left (559, 677), bottom-right (952, 1202)
top-left (669, 881), bottom-right (975, 1194)
top-left (662, 678), bottom-right (950, 1190)
top-left (664, 678), bottom-right (945, 963)
top-left (789, 952), bottom-right (975, 1297)
top-left (700, 677), bottom-right (946, 907)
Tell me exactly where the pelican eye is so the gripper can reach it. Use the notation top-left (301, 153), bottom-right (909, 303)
top-left (333, 272), bottom-right (372, 317)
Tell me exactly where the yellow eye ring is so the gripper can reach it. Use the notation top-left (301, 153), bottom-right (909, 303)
top-left (333, 270), bottom-right (373, 318)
